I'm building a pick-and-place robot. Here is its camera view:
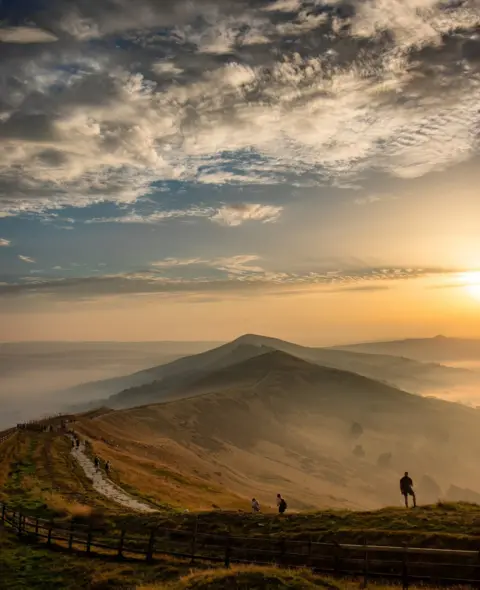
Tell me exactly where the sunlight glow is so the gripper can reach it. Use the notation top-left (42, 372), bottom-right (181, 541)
top-left (459, 271), bottom-right (480, 300)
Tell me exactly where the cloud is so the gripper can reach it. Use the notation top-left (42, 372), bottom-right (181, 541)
top-left (87, 203), bottom-right (283, 226)
top-left (0, 26), bottom-right (58, 44)
top-left (0, 0), bottom-right (479, 216)
top-left (18, 255), bottom-right (36, 264)
top-left (0, 238), bottom-right (11, 247)
top-left (211, 204), bottom-right (283, 226)
top-left (0, 265), bottom-right (460, 305)
top-left (354, 194), bottom-right (397, 206)
top-left (0, 260), bottom-right (449, 301)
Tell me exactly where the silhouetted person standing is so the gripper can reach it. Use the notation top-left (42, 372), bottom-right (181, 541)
top-left (277, 493), bottom-right (287, 514)
top-left (105, 461), bottom-right (110, 476)
top-left (251, 498), bottom-right (260, 513)
top-left (400, 472), bottom-right (416, 508)
top-left (94, 456), bottom-right (100, 472)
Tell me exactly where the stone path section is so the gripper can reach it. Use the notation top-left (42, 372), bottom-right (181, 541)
top-left (70, 441), bottom-right (157, 513)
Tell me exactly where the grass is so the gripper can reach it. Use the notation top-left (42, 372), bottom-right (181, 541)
top-left (0, 431), bottom-right (122, 519)
top-left (2, 429), bottom-right (479, 589)
top-left (108, 502), bottom-right (480, 551)
top-left (139, 566), bottom-right (340, 590)
top-left (76, 419), bottom-right (246, 512)
top-left (4, 429), bottom-right (480, 552)
top-left (0, 526), bottom-right (206, 590)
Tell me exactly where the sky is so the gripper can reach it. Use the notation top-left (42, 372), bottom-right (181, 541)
top-left (1, 0), bottom-right (480, 344)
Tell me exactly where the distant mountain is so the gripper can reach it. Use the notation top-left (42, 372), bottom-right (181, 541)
top-left (66, 333), bottom-right (477, 410)
top-left (333, 335), bottom-right (480, 362)
top-left (78, 350), bottom-right (480, 510)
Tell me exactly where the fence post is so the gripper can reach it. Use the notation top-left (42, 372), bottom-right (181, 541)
top-left (146, 529), bottom-right (156, 563)
top-left (402, 546), bottom-right (409, 590)
top-left (190, 516), bottom-right (198, 564)
top-left (332, 542), bottom-right (340, 574)
top-left (224, 535), bottom-right (231, 568)
top-left (68, 521), bottom-right (74, 551)
top-left (307, 537), bottom-right (312, 568)
top-left (86, 526), bottom-right (92, 555)
top-left (117, 529), bottom-right (126, 558)
top-left (363, 538), bottom-right (369, 588)
top-left (47, 526), bottom-right (52, 545)
top-left (477, 550), bottom-right (480, 589)
top-left (35, 518), bottom-right (39, 539)
top-left (17, 514), bottom-right (23, 538)
top-left (279, 537), bottom-right (286, 566)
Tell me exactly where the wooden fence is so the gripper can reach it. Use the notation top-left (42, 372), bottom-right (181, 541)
top-left (1, 502), bottom-right (480, 587)
top-left (0, 428), bottom-right (17, 445)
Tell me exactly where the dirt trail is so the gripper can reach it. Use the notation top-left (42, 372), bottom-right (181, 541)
top-left (70, 440), bottom-right (157, 513)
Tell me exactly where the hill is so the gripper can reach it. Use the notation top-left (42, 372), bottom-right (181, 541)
top-left (73, 351), bottom-right (480, 511)
top-left (333, 335), bottom-right (480, 363)
top-left (65, 334), bottom-right (476, 411)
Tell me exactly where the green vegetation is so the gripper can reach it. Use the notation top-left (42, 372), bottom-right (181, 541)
top-left (112, 502), bottom-right (480, 550)
top-left (0, 431), bottom-right (121, 519)
top-left (140, 566), bottom-right (339, 590)
top-left (3, 430), bottom-right (480, 552)
top-left (0, 527), bottom-right (202, 590)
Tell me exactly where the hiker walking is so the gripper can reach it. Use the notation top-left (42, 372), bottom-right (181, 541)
top-left (251, 498), bottom-right (260, 513)
top-left (276, 493), bottom-right (287, 514)
top-left (94, 456), bottom-right (100, 472)
top-left (400, 471), bottom-right (417, 508)
top-left (105, 461), bottom-right (110, 476)
top-left (76, 438), bottom-right (80, 448)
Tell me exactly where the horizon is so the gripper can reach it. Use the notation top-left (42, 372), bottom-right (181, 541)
top-left (2, 332), bottom-right (480, 347)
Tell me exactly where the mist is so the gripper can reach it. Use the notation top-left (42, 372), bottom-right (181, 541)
top-left (0, 341), bottom-right (219, 430)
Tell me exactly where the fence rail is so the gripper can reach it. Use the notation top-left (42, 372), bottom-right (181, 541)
top-left (1, 502), bottom-right (480, 587)
top-left (0, 428), bottom-right (17, 445)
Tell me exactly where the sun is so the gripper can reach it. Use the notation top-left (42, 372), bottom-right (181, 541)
top-left (459, 271), bottom-right (480, 300)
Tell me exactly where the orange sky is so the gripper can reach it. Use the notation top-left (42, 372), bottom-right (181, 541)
top-left (2, 275), bottom-right (480, 344)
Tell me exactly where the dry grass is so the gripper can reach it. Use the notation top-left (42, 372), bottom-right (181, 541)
top-left (136, 565), bottom-right (456, 590)
top-left (76, 419), bottom-right (246, 511)
top-left (0, 430), bottom-right (121, 518)
top-left (0, 526), bottom-right (204, 590)
top-left (138, 566), bottom-right (338, 589)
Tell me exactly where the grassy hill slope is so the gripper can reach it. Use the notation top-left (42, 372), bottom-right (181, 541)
top-left (65, 334), bottom-right (475, 412)
top-left (73, 351), bottom-right (480, 511)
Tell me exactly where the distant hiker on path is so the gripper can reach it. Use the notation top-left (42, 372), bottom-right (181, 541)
top-left (251, 498), bottom-right (260, 513)
top-left (94, 456), bottom-right (100, 472)
top-left (105, 461), bottom-right (110, 476)
top-left (400, 472), bottom-right (416, 508)
top-left (277, 493), bottom-right (287, 514)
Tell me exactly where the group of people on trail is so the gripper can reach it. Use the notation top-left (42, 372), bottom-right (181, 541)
top-left (94, 455), bottom-right (111, 476)
top-left (251, 493), bottom-right (287, 514)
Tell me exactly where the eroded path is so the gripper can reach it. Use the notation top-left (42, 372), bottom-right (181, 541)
top-left (70, 441), bottom-right (157, 513)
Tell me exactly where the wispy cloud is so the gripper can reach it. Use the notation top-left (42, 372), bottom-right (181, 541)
top-left (0, 238), bottom-right (11, 247)
top-left (0, 0), bottom-right (479, 216)
top-left (86, 203), bottom-right (283, 226)
top-left (18, 255), bottom-right (36, 264)
top-left (0, 261), bottom-right (452, 302)
top-left (354, 194), bottom-right (397, 206)
top-left (0, 26), bottom-right (58, 43)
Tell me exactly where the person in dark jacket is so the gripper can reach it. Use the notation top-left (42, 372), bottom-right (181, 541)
top-left (276, 493), bottom-right (287, 514)
top-left (400, 472), bottom-right (416, 507)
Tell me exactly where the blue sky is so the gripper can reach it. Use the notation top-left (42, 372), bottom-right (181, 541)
top-left (1, 0), bottom-right (480, 341)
